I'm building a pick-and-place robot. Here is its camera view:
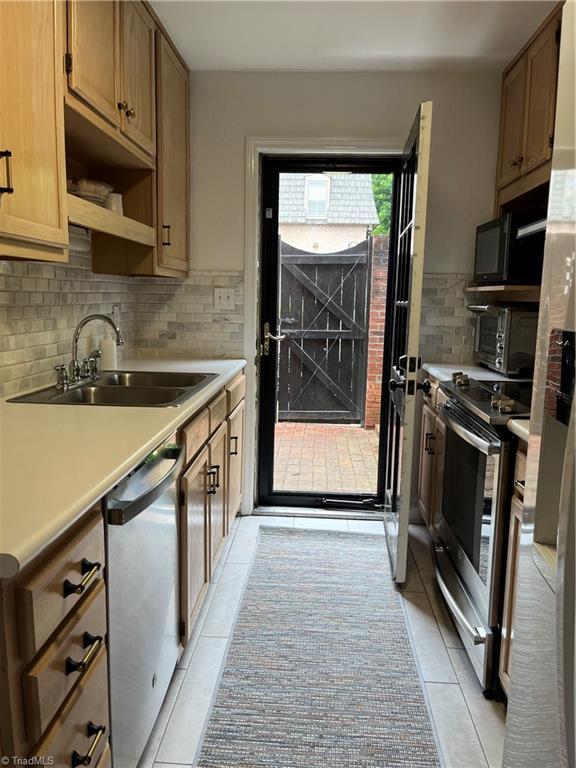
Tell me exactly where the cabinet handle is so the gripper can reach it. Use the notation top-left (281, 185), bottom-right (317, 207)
top-left (162, 224), bottom-right (172, 246)
top-left (211, 464), bottom-right (220, 489)
top-left (230, 435), bottom-right (239, 456)
top-left (510, 154), bottom-right (524, 167)
top-left (0, 150), bottom-right (14, 197)
top-left (126, 107), bottom-right (136, 119)
top-left (424, 432), bottom-right (433, 453)
top-left (427, 435), bottom-right (436, 455)
top-left (65, 632), bottom-right (102, 676)
top-left (63, 558), bottom-right (101, 598)
top-left (71, 722), bottom-right (106, 767)
top-left (207, 468), bottom-right (217, 495)
top-left (117, 100), bottom-right (128, 112)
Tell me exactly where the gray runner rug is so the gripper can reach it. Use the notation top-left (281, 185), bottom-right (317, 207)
top-left (197, 527), bottom-right (441, 767)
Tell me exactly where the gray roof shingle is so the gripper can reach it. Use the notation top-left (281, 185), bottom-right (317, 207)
top-left (279, 173), bottom-right (379, 225)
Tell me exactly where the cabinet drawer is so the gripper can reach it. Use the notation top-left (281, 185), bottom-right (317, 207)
top-left (181, 408), bottom-right (210, 464)
top-left (33, 646), bottom-right (109, 768)
top-left (514, 447), bottom-right (527, 499)
top-left (208, 390), bottom-right (227, 434)
top-left (23, 579), bottom-right (107, 743)
top-left (226, 374), bottom-right (246, 414)
top-left (95, 742), bottom-right (111, 768)
top-left (17, 511), bottom-right (105, 660)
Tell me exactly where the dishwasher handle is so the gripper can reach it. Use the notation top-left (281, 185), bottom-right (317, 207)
top-left (106, 445), bottom-right (184, 526)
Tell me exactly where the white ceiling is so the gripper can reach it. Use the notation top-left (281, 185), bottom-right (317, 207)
top-left (150, 1), bottom-right (556, 72)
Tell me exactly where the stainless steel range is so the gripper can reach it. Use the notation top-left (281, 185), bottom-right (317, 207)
top-left (432, 373), bottom-right (532, 693)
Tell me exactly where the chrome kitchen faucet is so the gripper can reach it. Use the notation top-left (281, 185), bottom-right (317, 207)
top-left (55, 314), bottom-right (124, 390)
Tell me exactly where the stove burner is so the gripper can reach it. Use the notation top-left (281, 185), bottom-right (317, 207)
top-left (490, 395), bottom-right (517, 413)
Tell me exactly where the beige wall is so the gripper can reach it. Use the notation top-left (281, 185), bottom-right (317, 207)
top-left (189, 70), bottom-right (500, 274)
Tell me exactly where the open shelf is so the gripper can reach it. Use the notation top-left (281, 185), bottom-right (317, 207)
top-left (465, 284), bottom-right (541, 301)
top-left (67, 194), bottom-right (156, 247)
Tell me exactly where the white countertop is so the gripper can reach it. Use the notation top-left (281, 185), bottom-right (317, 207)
top-left (422, 362), bottom-right (514, 382)
top-left (508, 418), bottom-right (530, 443)
top-left (0, 357), bottom-right (246, 577)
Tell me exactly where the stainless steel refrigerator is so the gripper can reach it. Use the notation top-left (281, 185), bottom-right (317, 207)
top-left (503, 4), bottom-right (575, 766)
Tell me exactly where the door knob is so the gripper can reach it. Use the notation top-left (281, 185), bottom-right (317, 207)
top-left (117, 100), bottom-right (128, 111)
top-left (262, 322), bottom-right (286, 356)
top-left (126, 107), bottom-right (136, 119)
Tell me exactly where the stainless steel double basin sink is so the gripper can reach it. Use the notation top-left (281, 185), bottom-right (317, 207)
top-left (8, 371), bottom-right (218, 407)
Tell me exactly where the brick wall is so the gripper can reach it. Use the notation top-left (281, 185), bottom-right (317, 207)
top-left (364, 235), bottom-right (389, 429)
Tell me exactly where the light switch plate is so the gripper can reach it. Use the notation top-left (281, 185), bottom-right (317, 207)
top-left (214, 287), bottom-right (235, 311)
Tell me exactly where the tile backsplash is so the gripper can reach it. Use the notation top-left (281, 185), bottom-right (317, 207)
top-left (1, 243), bottom-right (470, 398)
top-left (0, 232), bottom-right (245, 398)
top-left (419, 273), bottom-right (475, 364)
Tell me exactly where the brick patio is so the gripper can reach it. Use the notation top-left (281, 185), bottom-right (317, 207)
top-left (274, 422), bottom-right (380, 494)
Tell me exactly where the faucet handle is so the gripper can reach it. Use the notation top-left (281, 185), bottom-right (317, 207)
top-left (54, 364), bottom-right (70, 391)
top-left (82, 349), bottom-right (102, 381)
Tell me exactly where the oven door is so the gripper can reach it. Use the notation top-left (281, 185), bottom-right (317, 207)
top-left (469, 305), bottom-right (508, 372)
top-left (435, 400), bottom-right (510, 689)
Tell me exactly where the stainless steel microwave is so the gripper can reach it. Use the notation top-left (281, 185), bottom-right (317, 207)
top-left (474, 214), bottom-right (545, 285)
top-left (468, 305), bottom-right (539, 376)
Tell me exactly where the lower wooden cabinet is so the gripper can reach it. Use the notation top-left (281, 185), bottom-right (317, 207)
top-left (499, 494), bottom-right (523, 694)
top-left (418, 402), bottom-right (436, 525)
top-left (227, 400), bottom-right (245, 529)
top-left (180, 447), bottom-right (209, 643)
top-left (209, 422), bottom-right (228, 570)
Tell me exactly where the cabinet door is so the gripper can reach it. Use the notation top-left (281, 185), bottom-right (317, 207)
top-left (0, 0), bottom-right (68, 257)
top-left (67, 0), bottom-right (120, 127)
top-left (180, 447), bottom-right (209, 643)
top-left (431, 416), bottom-right (445, 530)
top-left (156, 35), bottom-right (189, 274)
top-left (120, 1), bottom-right (156, 156)
top-left (499, 495), bottom-right (523, 694)
top-left (209, 423), bottom-right (227, 571)
top-left (227, 400), bottom-right (245, 530)
top-left (521, 17), bottom-right (560, 176)
top-left (496, 56), bottom-right (527, 189)
top-left (417, 403), bottom-right (436, 525)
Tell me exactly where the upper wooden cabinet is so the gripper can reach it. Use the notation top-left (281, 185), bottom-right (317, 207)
top-left (496, 9), bottom-right (561, 198)
top-left (496, 57), bottom-right (527, 189)
top-left (156, 34), bottom-right (189, 275)
top-left (119, 1), bottom-right (156, 156)
top-left (67, 1), bottom-right (120, 128)
top-left (0, 0), bottom-right (68, 262)
top-left (66, 0), bottom-right (156, 157)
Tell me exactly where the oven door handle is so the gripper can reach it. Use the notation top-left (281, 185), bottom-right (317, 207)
top-left (438, 404), bottom-right (501, 456)
top-left (432, 546), bottom-right (487, 646)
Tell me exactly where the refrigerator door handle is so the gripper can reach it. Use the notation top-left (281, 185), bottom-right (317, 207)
top-left (556, 398), bottom-right (576, 768)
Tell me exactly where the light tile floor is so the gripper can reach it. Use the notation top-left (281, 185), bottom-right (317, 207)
top-left (141, 516), bottom-right (506, 768)
top-left (274, 422), bottom-right (380, 494)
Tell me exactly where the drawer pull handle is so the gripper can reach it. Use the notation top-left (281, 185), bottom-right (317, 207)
top-left (230, 435), bottom-right (239, 456)
top-left (63, 558), bottom-right (101, 598)
top-left (207, 468), bottom-right (217, 495)
top-left (71, 721), bottom-right (106, 767)
top-left (162, 224), bottom-right (172, 246)
top-left (514, 479), bottom-right (526, 491)
top-left (65, 632), bottom-right (103, 676)
top-left (211, 464), bottom-right (221, 489)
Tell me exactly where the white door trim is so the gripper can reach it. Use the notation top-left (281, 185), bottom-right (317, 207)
top-left (242, 136), bottom-right (404, 514)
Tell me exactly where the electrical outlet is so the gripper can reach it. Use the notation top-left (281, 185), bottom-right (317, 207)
top-left (214, 288), bottom-right (235, 311)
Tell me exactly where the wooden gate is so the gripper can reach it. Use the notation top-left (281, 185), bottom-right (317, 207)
top-left (277, 239), bottom-right (371, 423)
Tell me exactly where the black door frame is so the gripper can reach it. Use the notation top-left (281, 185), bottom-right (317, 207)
top-left (257, 154), bottom-right (402, 509)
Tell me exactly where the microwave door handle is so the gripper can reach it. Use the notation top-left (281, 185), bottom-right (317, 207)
top-left (467, 305), bottom-right (490, 313)
top-left (556, 398), bottom-right (576, 766)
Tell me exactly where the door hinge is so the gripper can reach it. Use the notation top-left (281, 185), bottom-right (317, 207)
top-left (265, 207), bottom-right (274, 219)
top-left (549, 134), bottom-right (554, 149)
top-left (65, 53), bottom-right (73, 74)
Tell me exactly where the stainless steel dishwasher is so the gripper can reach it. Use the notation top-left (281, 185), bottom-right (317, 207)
top-left (104, 436), bottom-right (184, 768)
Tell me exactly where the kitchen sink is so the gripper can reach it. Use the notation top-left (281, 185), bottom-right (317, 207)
top-left (52, 385), bottom-right (191, 407)
top-left (7, 370), bottom-right (218, 407)
top-left (97, 371), bottom-right (216, 389)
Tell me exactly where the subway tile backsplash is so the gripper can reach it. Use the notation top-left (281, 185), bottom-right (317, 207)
top-left (0, 243), bottom-right (469, 398)
top-left (420, 273), bottom-right (475, 364)
top-left (0, 234), bottom-right (245, 398)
